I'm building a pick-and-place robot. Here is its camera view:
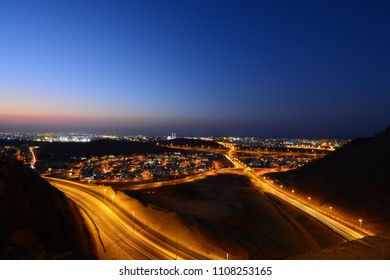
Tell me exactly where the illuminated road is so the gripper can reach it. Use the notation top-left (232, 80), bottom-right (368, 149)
top-left (162, 143), bottom-right (326, 157)
top-left (129, 143), bottom-right (366, 241)
top-left (46, 177), bottom-right (214, 260)
top-left (125, 143), bottom-right (366, 242)
top-left (116, 168), bottom-right (241, 191)
top-left (230, 148), bottom-right (326, 157)
top-left (246, 172), bottom-right (365, 241)
top-left (45, 143), bottom-right (366, 260)
top-left (222, 144), bottom-right (367, 241)
top-left (29, 146), bottom-right (37, 169)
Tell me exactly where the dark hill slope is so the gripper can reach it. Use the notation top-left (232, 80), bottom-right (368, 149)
top-left (37, 139), bottom-right (178, 159)
top-left (157, 138), bottom-right (226, 150)
top-left (0, 156), bottom-right (96, 259)
top-left (293, 232), bottom-right (390, 259)
top-left (269, 126), bottom-right (390, 231)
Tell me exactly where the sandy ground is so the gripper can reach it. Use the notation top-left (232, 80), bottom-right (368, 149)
top-left (124, 173), bottom-right (344, 259)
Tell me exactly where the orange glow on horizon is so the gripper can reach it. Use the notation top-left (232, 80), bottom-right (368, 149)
top-left (0, 112), bottom-right (99, 125)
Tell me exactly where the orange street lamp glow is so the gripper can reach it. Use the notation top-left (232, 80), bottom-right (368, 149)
top-left (175, 233), bottom-right (178, 260)
top-left (111, 194), bottom-right (116, 214)
top-left (359, 219), bottom-right (363, 227)
top-left (132, 210), bottom-right (135, 233)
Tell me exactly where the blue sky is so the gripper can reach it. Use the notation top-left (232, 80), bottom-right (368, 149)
top-left (1, 0), bottom-right (389, 137)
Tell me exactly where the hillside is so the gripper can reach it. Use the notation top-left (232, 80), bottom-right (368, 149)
top-left (0, 139), bottom-right (182, 160)
top-left (37, 139), bottom-right (179, 159)
top-left (157, 138), bottom-right (226, 150)
top-left (0, 156), bottom-right (96, 259)
top-left (293, 231), bottom-right (390, 260)
top-left (269, 126), bottom-right (390, 232)
top-left (127, 173), bottom-right (343, 259)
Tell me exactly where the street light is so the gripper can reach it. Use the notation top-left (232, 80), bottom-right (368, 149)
top-left (359, 219), bottom-right (363, 227)
top-left (132, 210), bottom-right (135, 233)
top-left (329, 206), bottom-right (333, 212)
top-left (175, 233), bottom-right (178, 260)
top-left (291, 189), bottom-right (295, 194)
top-left (308, 196), bottom-right (311, 202)
top-left (226, 252), bottom-right (229, 260)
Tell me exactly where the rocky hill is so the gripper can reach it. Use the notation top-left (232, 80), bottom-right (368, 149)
top-left (269, 126), bottom-right (390, 232)
top-left (0, 155), bottom-right (96, 259)
top-left (157, 138), bottom-right (226, 150)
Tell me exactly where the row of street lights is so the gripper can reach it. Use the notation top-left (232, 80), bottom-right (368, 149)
top-left (271, 179), bottom-right (365, 230)
top-left (100, 176), bottom-right (365, 260)
top-left (101, 187), bottom-right (184, 260)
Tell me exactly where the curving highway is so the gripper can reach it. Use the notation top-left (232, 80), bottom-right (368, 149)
top-left (223, 144), bottom-right (367, 241)
top-left (45, 143), bottom-right (367, 260)
top-left (47, 177), bottom-right (214, 260)
top-left (244, 170), bottom-right (365, 241)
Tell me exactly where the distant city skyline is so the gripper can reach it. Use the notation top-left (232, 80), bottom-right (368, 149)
top-left (1, 1), bottom-right (390, 138)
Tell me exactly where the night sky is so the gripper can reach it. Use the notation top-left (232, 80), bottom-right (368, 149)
top-left (1, 0), bottom-right (389, 138)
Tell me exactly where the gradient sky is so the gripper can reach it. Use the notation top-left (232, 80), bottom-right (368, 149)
top-left (1, 0), bottom-right (390, 138)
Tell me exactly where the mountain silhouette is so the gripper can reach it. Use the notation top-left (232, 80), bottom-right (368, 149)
top-left (270, 126), bottom-right (390, 232)
top-left (0, 156), bottom-right (96, 259)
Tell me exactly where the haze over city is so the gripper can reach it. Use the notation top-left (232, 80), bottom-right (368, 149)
top-left (1, 0), bottom-right (390, 138)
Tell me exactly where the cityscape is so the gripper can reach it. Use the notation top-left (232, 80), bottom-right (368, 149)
top-left (1, 0), bottom-right (390, 268)
top-left (1, 131), bottom-right (346, 182)
top-left (1, 129), bottom-right (389, 260)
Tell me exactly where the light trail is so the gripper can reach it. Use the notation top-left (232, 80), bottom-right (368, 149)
top-left (248, 172), bottom-right (365, 241)
top-left (29, 146), bottom-right (37, 169)
top-left (47, 177), bottom-right (215, 260)
top-left (43, 142), bottom-right (367, 260)
top-left (122, 142), bottom-right (366, 242)
top-left (219, 143), bottom-right (367, 241)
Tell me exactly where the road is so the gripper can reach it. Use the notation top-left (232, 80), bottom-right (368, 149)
top-left (29, 146), bottom-right (37, 169)
top-left (105, 142), bottom-right (366, 241)
top-left (45, 143), bottom-right (366, 259)
top-left (245, 171), bottom-right (365, 241)
top-left (162, 143), bottom-right (327, 157)
top-left (116, 168), bottom-right (241, 191)
top-left (222, 144), bottom-right (366, 241)
top-left (46, 177), bottom-right (214, 260)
